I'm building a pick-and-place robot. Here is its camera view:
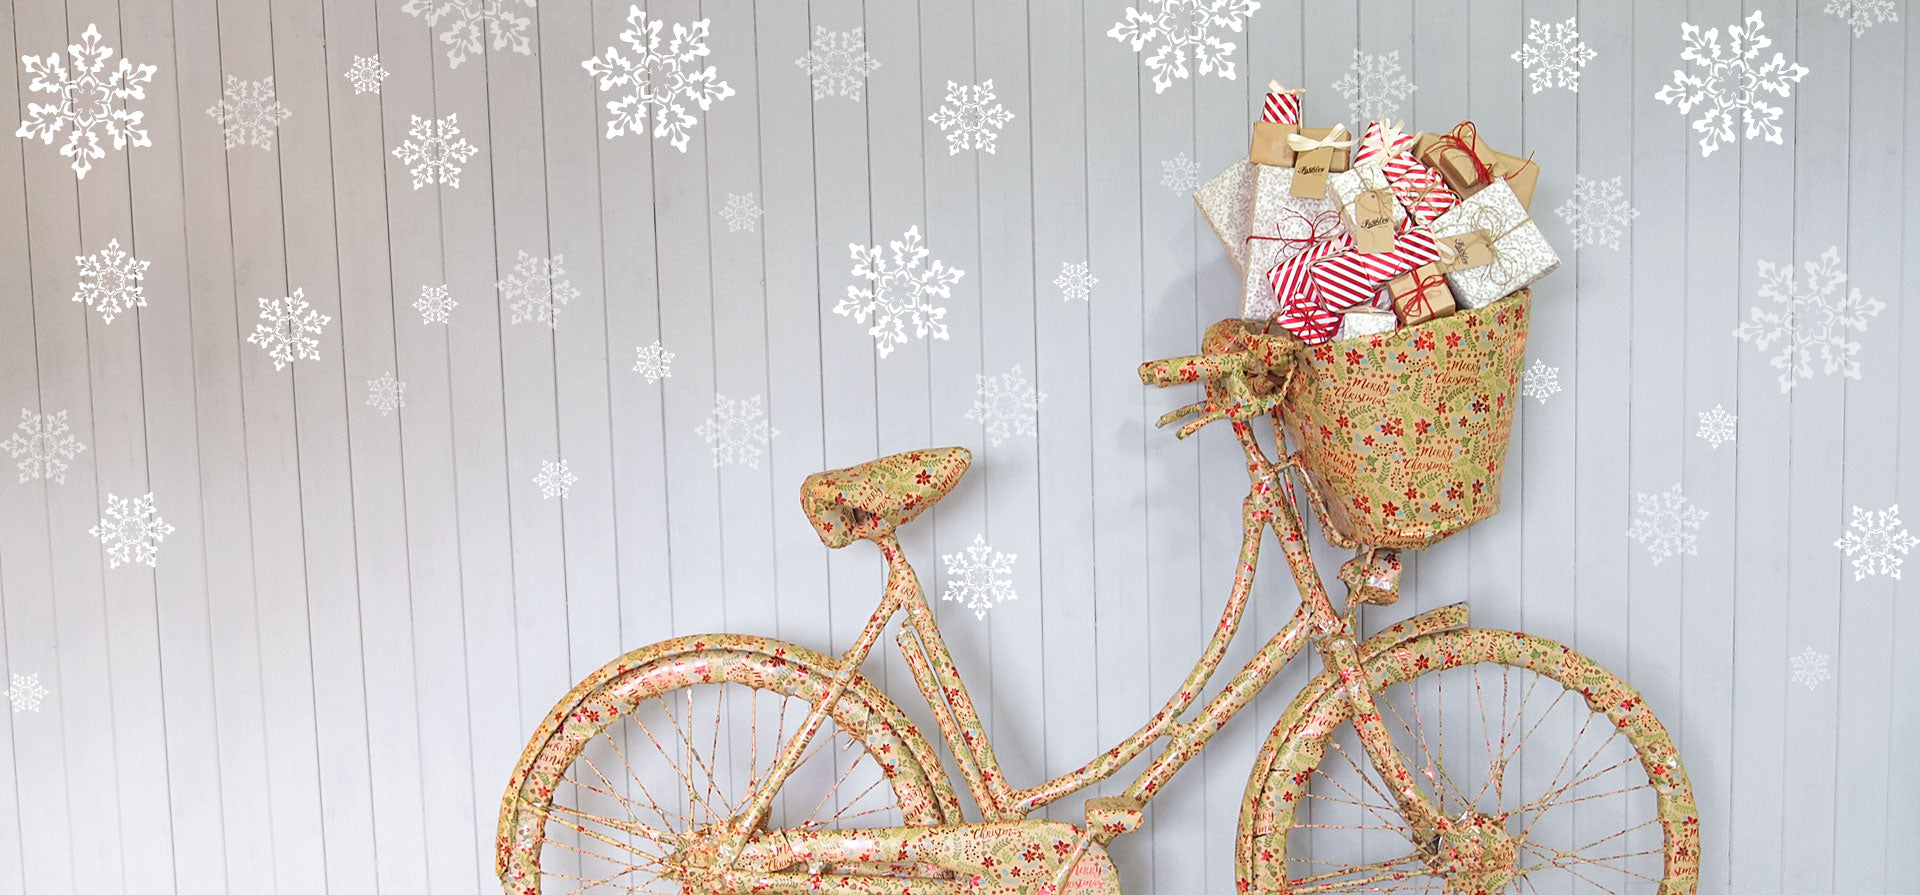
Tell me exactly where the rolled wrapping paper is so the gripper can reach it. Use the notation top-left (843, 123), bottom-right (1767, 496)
top-left (1352, 118), bottom-right (1413, 169)
top-left (1427, 179), bottom-right (1560, 308)
top-left (1239, 164), bottom-right (1342, 319)
top-left (1195, 161), bottom-right (1256, 273)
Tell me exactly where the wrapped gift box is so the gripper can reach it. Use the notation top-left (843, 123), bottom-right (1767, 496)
top-left (1385, 262), bottom-right (1457, 325)
top-left (1240, 164), bottom-right (1343, 320)
top-left (1305, 227), bottom-right (1443, 312)
top-left (1428, 179), bottom-right (1560, 308)
top-left (1381, 154), bottom-right (1460, 225)
top-left (1328, 165), bottom-right (1406, 253)
top-left (1352, 118), bottom-right (1414, 169)
top-left (1414, 122), bottom-right (1540, 209)
top-left (1195, 161), bottom-right (1256, 273)
top-left (1334, 307), bottom-right (1398, 342)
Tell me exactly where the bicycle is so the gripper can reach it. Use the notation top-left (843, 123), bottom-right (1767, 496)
top-left (495, 311), bottom-right (1700, 895)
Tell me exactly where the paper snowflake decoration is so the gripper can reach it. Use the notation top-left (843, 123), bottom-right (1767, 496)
top-left (1790, 646), bottom-right (1831, 690)
top-left (499, 251), bottom-right (581, 329)
top-left (3, 409), bottom-right (86, 485)
top-left (1054, 261), bottom-right (1097, 302)
top-left (1825, 0), bottom-right (1898, 38)
top-left (1556, 175), bottom-right (1639, 251)
top-left (1512, 17), bottom-right (1596, 93)
top-left (582, 8), bottom-right (735, 152)
top-left (834, 226), bottom-right (963, 358)
top-left (403, 0), bottom-right (534, 70)
top-left (1834, 505), bottom-right (1919, 581)
top-left (633, 340), bottom-right (673, 384)
top-left (1521, 359), bottom-right (1561, 404)
top-left (91, 491), bottom-right (174, 568)
top-left (7, 673), bottom-right (48, 713)
top-left (391, 113), bottom-right (477, 189)
top-left (1107, 0), bottom-right (1260, 94)
top-left (1334, 50), bottom-right (1416, 122)
top-left (797, 27), bottom-right (879, 101)
top-left (928, 79), bottom-right (1014, 156)
top-left (1733, 246), bottom-right (1883, 392)
top-left (941, 533), bottom-right (1018, 620)
top-left (366, 372), bottom-right (405, 417)
top-left (206, 75), bottom-right (291, 150)
top-left (720, 193), bottom-right (765, 233)
top-left (73, 237), bottom-right (150, 323)
top-left (15, 23), bottom-right (157, 179)
top-left (344, 55), bottom-right (389, 94)
top-left (1161, 152), bottom-right (1201, 193)
top-left (535, 459), bottom-right (576, 500)
top-left (695, 394), bottom-right (778, 469)
top-left (965, 365), bottom-right (1047, 447)
top-left (414, 283), bottom-right (456, 324)
top-left (1655, 11), bottom-right (1808, 158)
top-left (1696, 404), bottom-right (1737, 449)
top-left (1626, 484), bottom-right (1707, 565)
top-left (248, 288), bottom-right (331, 371)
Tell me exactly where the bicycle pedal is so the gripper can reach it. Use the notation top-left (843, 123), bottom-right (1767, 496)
top-left (1083, 796), bottom-right (1144, 840)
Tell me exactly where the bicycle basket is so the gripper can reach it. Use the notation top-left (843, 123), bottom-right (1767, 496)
top-left (1278, 289), bottom-right (1531, 549)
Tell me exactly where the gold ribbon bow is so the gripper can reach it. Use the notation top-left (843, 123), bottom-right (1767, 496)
top-left (1286, 123), bottom-right (1354, 153)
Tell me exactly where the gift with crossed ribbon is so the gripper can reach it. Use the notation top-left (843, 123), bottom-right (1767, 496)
top-left (1256, 206), bottom-right (1353, 343)
top-left (1414, 120), bottom-right (1541, 209)
top-left (1385, 262), bottom-right (1458, 326)
top-left (1428, 179), bottom-right (1561, 308)
top-left (1238, 165), bottom-right (1343, 319)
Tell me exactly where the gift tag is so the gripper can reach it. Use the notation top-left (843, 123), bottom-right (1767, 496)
top-left (1436, 229), bottom-right (1497, 271)
top-left (1352, 189), bottom-right (1398, 254)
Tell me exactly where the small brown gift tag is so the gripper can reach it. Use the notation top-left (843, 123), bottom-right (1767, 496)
top-left (1386, 263), bottom-right (1456, 326)
top-left (1250, 121), bottom-right (1301, 166)
top-left (1434, 229), bottom-right (1498, 271)
top-left (1351, 187), bottom-right (1398, 254)
top-left (1288, 125), bottom-right (1353, 198)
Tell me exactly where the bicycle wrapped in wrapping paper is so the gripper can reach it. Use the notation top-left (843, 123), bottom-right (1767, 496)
top-left (1428, 179), bottom-right (1561, 309)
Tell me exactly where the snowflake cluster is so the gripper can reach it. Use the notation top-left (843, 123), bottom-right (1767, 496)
top-left (1512, 18), bottom-right (1596, 93)
top-left (91, 491), bottom-right (174, 569)
top-left (403, 0), bottom-right (535, 70)
top-left (500, 251), bottom-right (581, 329)
top-left (1107, 0), bottom-right (1260, 94)
top-left (928, 80), bottom-right (1015, 156)
top-left (1334, 50), bottom-right (1415, 122)
top-left (392, 113), bottom-right (478, 190)
top-left (695, 394), bottom-right (778, 469)
top-left (1627, 484), bottom-right (1707, 565)
top-left (15, 23), bottom-right (157, 179)
top-left (1655, 11), bottom-right (1808, 158)
top-left (1556, 175), bottom-right (1639, 251)
top-left (248, 289), bottom-right (331, 371)
top-left (1834, 505), bottom-right (1918, 581)
top-left (941, 533), bottom-right (1018, 620)
top-left (1733, 247), bottom-right (1883, 392)
top-left (206, 76), bottom-right (291, 151)
top-left (582, 8), bottom-right (735, 153)
top-left (834, 226), bottom-right (963, 358)
top-left (73, 238), bottom-right (150, 324)
top-left (797, 27), bottom-right (879, 101)
top-left (965, 365), bottom-right (1046, 447)
top-left (3, 409), bottom-right (86, 485)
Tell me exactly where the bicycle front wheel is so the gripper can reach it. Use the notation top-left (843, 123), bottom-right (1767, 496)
top-left (1240, 629), bottom-right (1699, 895)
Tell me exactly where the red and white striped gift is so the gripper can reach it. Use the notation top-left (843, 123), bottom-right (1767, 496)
top-left (1352, 119), bottom-right (1414, 169)
top-left (1305, 228), bottom-right (1443, 311)
top-left (1266, 226), bottom-right (1352, 310)
top-left (1382, 154), bottom-right (1460, 224)
top-left (1277, 288), bottom-right (1344, 344)
top-left (1262, 80), bottom-right (1304, 125)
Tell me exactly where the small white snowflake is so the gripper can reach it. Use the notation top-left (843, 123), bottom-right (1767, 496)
top-left (965, 365), bottom-right (1047, 447)
top-left (1825, 0), bottom-right (1898, 37)
top-left (1733, 247), bottom-right (1883, 392)
top-left (1333, 50), bottom-right (1416, 122)
top-left (414, 283), bottom-right (456, 324)
top-left (73, 238), bottom-right (150, 323)
top-left (2, 409), bottom-right (86, 485)
top-left (344, 55), bottom-right (389, 94)
top-left (499, 251), bottom-right (581, 329)
top-left (582, 7), bottom-right (735, 153)
top-left (1834, 505), bottom-right (1919, 581)
top-left (248, 288), bottom-right (331, 371)
top-left (928, 79), bottom-right (1014, 156)
top-left (1655, 11), bottom-right (1808, 158)
top-left (797, 27), bottom-right (879, 101)
top-left (1626, 484), bottom-right (1707, 565)
top-left (403, 0), bottom-right (535, 70)
top-left (1521, 359), bottom-right (1561, 404)
top-left (90, 491), bottom-right (174, 569)
top-left (1512, 17), bottom-right (1596, 93)
top-left (205, 75), bottom-right (291, 150)
top-left (1161, 152), bottom-right (1201, 194)
top-left (535, 458), bottom-right (576, 500)
top-left (941, 533), bottom-right (1018, 620)
top-left (1107, 0), bottom-right (1260, 94)
top-left (366, 372), bottom-right (405, 417)
top-left (7, 673), bottom-right (48, 713)
top-left (15, 23), bottom-right (157, 179)
top-left (1556, 175), bottom-right (1639, 251)
top-left (1696, 404), bottom-right (1737, 449)
top-left (720, 193), bottom-right (765, 233)
top-left (834, 226), bottom-right (963, 358)
top-left (695, 394), bottom-right (779, 469)
top-left (391, 113), bottom-right (478, 189)
top-left (633, 340), bottom-right (674, 384)
top-left (1790, 646), bottom-right (1831, 690)
top-left (1054, 261), bottom-right (1097, 302)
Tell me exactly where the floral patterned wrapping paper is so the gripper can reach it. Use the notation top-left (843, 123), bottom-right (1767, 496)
top-left (1195, 160), bottom-right (1256, 274)
top-left (1428, 179), bottom-right (1560, 309)
top-left (1240, 164), bottom-right (1338, 320)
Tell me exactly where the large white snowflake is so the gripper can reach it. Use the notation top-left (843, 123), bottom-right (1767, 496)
top-left (402, 0), bottom-right (535, 70)
top-left (942, 533), bottom-right (1018, 620)
top-left (344, 55), bottom-right (389, 94)
top-left (391, 113), bottom-right (477, 189)
top-left (1826, 0), bottom-right (1898, 38)
top-left (720, 193), bottom-right (764, 233)
top-left (499, 251), bottom-right (580, 329)
top-left (1512, 17), bottom-right (1596, 93)
top-left (205, 75), bottom-right (291, 150)
top-left (414, 283), bottom-right (456, 324)
top-left (797, 27), bottom-right (879, 101)
top-left (633, 340), bottom-right (673, 384)
top-left (1790, 646), bottom-right (1831, 690)
top-left (1626, 484), bottom-right (1707, 565)
top-left (965, 365), bottom-right (1047, 447)
top-left (535, 459), bottom-right (576, 500)
top-left (15, 23), bottom-right (156, 179)
top-left (2, 409), bottom-right (86, 485)
top-left (366, 372), bottom-right (405, 417)
top-left (1834, 505), bottom-right (1919, 581)
top-left (1334, 50), bottom-right (1415, 122)
top-left (1054, 261), bottom-right (1097, 302)
top-left (1556, 175), bottom-right (1639, 251)
top-left (1521, 359), bottom-right (1561, 404)
top-left (582, 8), bottom-right (735, 153)
top-left (928, 80), bottom-right (1014, 156)
top-left (1161, 152), bottom-right (1201, 193)
top-left (7, 673), bottom-right (48, 713)
top-left (834, 226), bottom-right (963, 358)
top-left (1654, 11), bottom-right (1808, 158)
top-left (73, 238), bottom-right (150, 323)
top-left (90, 491), bottom-right (174, 569)
top-left (695, 394), bottom-right (778, 469)
top-left (1733, 247), bottom-right (1883, 392)
top-left (248, 288), bottom-right (331, 371)
top-left (1696, 404), bottom-right (1737, 449)
top-left (1107, 0), bottom-right (1260, 94)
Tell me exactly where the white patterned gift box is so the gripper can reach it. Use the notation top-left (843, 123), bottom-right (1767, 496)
top-left (1194, 161), bottom-right (1255, 274)
top-left (1428, 178), bottom-right (1560, 308)
top-left (1239, 164), bottom-right (1340, 320)
top-left (1333, 306), bottom-right (1398, 342)
top-left (1327, 165), bottom-right (1407, 245)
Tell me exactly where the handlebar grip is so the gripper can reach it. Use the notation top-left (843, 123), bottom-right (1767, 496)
top-left (1137, 352), bottom-right (1243, 388)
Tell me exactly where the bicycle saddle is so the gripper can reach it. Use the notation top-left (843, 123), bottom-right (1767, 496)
top-left (800, 446), bottom-right (972, 548)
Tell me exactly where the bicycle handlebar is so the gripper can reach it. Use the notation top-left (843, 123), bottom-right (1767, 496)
top-left (1137, 321), bottom-right (1304, 439)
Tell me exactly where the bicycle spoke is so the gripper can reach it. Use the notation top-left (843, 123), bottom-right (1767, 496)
top-left (1287, 852), bottom-right (1427, 891)
top-left (599, 724), bottom-right (697, 833)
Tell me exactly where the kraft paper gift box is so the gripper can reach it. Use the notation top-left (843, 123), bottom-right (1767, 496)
top-left (1248, 81), bottom-right (1306, 166)
top-left (1285, 125), bottom-right (1353, 197)
top-left (1428, 178), bottom-right (1560, 309)
top-left (1327, 165), bottom-right (1405, 254)
top-left (1194, 161), bottom-right (1256, 273)
top-left (1239, 164), bottom-right (1343, 320)
top-left (1385, 262), bottom-right (1457, 326)
top-left (1414, 121), bottom-right (1541, 209)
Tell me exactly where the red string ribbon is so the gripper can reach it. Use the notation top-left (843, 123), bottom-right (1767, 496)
top-left (1397, 266), bottom-right (1451, 322)
top-left (1428, 122), bottom-right (1496, 190)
